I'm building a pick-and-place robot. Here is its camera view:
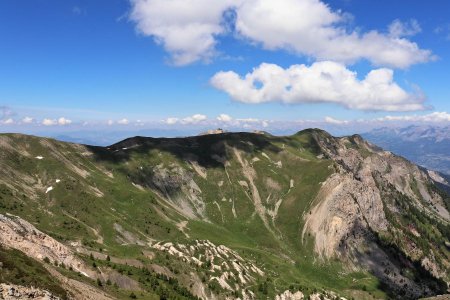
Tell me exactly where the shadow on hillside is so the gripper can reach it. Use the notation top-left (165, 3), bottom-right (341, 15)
top-left (349, 223), bottom-right (448, 300)
top-left (87, 132), bottom-right (285, 169)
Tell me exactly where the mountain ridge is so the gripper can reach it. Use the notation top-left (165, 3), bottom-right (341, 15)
top-left (0, 129), bottom-right (449, 300)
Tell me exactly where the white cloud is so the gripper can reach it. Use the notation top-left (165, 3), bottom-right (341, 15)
top-left (234, 117), bottom-right (271, 129)
top-left (163, 114), bottom-right (207, 125)
top-left (161, 114), bottom-right (275, 129)
top-left (22, 117), bottom-right (34, 124)
top-left (130, 0), bottom-right (433, 68)
top-left (117, 118), bottom-right (129, 125)
top-left (41, 117), bottom-right (72, 126)
top-left (211, 61), bottom-right (425, 112)
top-left (377, 112), bottom-right (450, 123)
top-left (42, 118), bottom-right (57, 126)
top-left (1, 118), bottom-right (14, 125)
top-left (181, 114), bottom-right (207, 124)
top-left (135, 120), bottom-right (145, 126)
top-left (58, 117), bottom-right (72, 125)
top-left (388, 19), bottom-right (421, 38)
top-left (324, 116), bottom-right (349, 125)
top-left (235, 0), bottom-right (432, 69)
top-left (236, 118), bottom-right (260, 123)
top-left (129, 0), bottom-right (240, 66)
top-left (107, 120), bottom-right (114, 126)
top-left (164, 117), bottom-right (179, 125)
top-left (216, 114), bottom-right (233, 122)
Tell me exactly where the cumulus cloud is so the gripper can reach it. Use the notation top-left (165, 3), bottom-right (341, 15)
top-left (236, 118), bottom-right (260, 123)
top-left (324, 116), bottom-right (349, 125)
top-left (135, 120), bottom-right (145, 126)
top-left (22, 117), bottom-right (34, 124)
top-left (211, 61), bottom-right (426, 111)
top-left (42, 118), bottom-right (57, 126)
top-left (181, 114), bottom-right (207, 124)
top-left (164, 117), bottom-right (179, 125)
top-left (129, 0), bottom-right (433, 68)
top-left (58, 117), bottom-right (72, 125)
top-left (388, 19), bottom-right (421, 38)
top-left (235, 0), bottom-right (432, 68)
top-left (117, 118), bottom-right (130, 125)
top-left (163, 114), bottom-right (208, 125)
top-left (216, 114), bottom-right (233, 122)
top-left (213, 114), bottom-right (271, 128)
top-left (41, 117), bottom-right (72, 126)
top-left (1, 118), bottom-right (14, 125)
top-left (129, 0), bottom-right (240, 65)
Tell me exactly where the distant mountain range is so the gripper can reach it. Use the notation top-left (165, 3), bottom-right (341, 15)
top-left (363, 125), bottom-right (450, 175)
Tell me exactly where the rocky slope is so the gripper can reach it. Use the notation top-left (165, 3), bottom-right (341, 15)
top-left (0, 283), bottom-right (61, 300)
top-left (0, 130), bottom-right (448, 299)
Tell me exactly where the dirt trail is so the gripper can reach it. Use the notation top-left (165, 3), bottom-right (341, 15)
top-left (63, 211), bottom-right (104, 244)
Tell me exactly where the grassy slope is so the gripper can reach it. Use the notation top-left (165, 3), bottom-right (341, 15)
top-left (0, 246), bottom-right (68, 298)
top-left (0, 130), bottom-right (434, 299)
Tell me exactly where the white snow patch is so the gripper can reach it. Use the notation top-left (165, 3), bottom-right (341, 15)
top-left (45, 186), bottom-right (53, 194)
top-left (35, 156), bottom-right (44, 160)
top-left (55, 179), bottom-right (61, 183)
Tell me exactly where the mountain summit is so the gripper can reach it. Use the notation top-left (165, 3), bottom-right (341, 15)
top-left (0, 129), bottom-right (449, 299)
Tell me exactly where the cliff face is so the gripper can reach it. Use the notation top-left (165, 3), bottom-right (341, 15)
top-left (0, 130), bottom-right (448, 300)
top-left (304, 132), bottom-right (449, 298)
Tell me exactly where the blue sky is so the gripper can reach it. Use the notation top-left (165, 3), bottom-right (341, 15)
top-left (1, 0), bottom-right (450, 142)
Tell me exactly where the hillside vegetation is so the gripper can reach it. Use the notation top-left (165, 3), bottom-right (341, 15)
top-left (0, 129), bottom-right (448, 300)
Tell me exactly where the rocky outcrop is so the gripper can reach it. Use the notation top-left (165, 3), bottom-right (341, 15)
top-left (152, 239), bottom-right (264, 297)
top-left (275, 290), bottom-right (304, 300)
top-left (304, 132), bottom-right (450, 298)
top-left (0, 213), bottom-right (94, 278)
top-left (0, 283), bottom-right (60, 300)
top-left (138, 163), bottom-right (207, 219)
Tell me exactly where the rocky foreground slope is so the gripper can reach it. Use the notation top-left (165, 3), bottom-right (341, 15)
top-left (0, 129), bottom-right (449, 300)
